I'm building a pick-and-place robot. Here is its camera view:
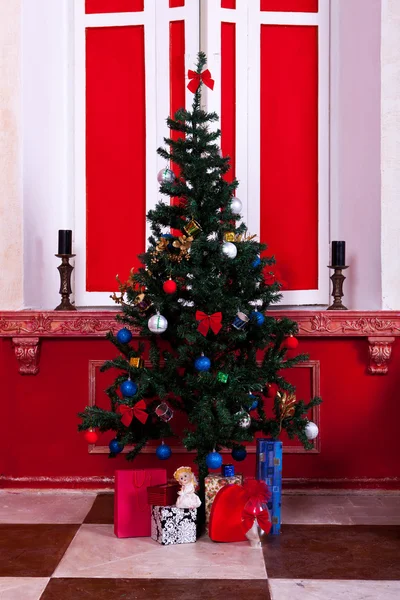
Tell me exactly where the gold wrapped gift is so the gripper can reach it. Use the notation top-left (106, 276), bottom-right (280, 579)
top-left (129, 357), bottom-right (144, 368)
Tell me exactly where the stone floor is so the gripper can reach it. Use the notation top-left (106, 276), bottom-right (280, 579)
top-left (0, 490), bottom-right (399, 599)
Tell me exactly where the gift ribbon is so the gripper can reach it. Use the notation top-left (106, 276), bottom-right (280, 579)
top-left (242, 479), bottom-right (271, 503)
top-left (118, 400), bottom-right (148, 426)
top-left (187, 69), bottom-right (215, 93)
top-left (241, 507), bottom-right (271, 535)
top-left (195, 311), bottom-right (222, 336)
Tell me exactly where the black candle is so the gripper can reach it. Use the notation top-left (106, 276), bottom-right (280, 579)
top-left (58, 230), bottom-right (72, 255)
top-left (331, 241), bottom-right (346, 267)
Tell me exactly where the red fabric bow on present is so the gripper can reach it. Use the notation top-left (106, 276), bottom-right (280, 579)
top-left (241, 506), bottom-right (271, 535)
top-left (241, 479), bottom-right (272, 534)
top-left (187, 69), bottom-right (215, 93)
top-left (118, 400), bottom-right (148, 426)
top-left (195, 311), bottom-right (222, 336)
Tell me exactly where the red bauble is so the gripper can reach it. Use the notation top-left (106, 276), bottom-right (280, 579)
top-left (285, 335), bottom-right (299, 349)
top-left (163, 279), bottom-right (177, 294)
top-left (265, 383), bottom-right (279, 398)
top-left (84, 430), bottom-right (98, 443)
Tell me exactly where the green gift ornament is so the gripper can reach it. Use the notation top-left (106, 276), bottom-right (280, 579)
top-left (217, 371), bottom-right (229, 383)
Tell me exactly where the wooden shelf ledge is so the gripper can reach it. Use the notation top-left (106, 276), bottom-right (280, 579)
top-left (1, 310), bottom-right (399, 375)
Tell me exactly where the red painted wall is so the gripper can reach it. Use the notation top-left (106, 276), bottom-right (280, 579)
top-left (2, 336), bottom-right (400, 487)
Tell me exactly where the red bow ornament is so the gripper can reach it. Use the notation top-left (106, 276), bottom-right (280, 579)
top-left (241, 506), bottom-right (272, 535)
top-left (187, 69), bottom-right (215, 93)
top-left (241, 479), bottom-right (272, 535)
top-left (196, 311), bottom-right (222, 336)
top-left (118, 400), bottom-right (148, 426)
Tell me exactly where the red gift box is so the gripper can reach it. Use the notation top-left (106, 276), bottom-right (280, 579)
top-left (114, 469), bottom-right (167, 538)
top-left (147, 481), bottom-right (180, 506)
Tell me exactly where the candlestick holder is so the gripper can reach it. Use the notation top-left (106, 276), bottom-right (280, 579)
top-left (327, 265), bottom-right (349, 311)
top-left (55, 254), bottom-right (77, 311)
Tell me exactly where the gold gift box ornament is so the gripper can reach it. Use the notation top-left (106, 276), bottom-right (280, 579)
top-left (129, 357), bottom-right (144, 369)
top-left (224, 232), bottom-right (236, 243)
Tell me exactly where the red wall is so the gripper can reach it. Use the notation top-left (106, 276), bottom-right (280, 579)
top-left (2, 336), bottom-right (400, 487)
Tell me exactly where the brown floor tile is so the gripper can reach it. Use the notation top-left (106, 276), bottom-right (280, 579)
top-left (83, 493), bottom-right (114, 524)
top-left (0, 524), bottom-right (79, 577)
top-left (263, 525), bottom-right (400, 580)
top-left (41, 578), bottom-right (271, 600)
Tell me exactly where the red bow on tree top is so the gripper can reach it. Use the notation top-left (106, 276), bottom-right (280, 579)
top-left (187, 69), bottom-right (215, 93)
top-left (118, 400), bottom-right (148, 427)
top-left (196, 311), bottom-right (222, 336)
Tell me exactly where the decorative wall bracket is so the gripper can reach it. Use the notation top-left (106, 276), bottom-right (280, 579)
top-left (12, 337), bottom-right (41, 375)
top-left (367, 337), bottom-right (395, 375)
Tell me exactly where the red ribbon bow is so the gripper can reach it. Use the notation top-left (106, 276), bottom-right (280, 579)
top-left (241, 506), bottom-right (272, 535)
top-left (118, 400), bottom-right (148, 426)
top-left (187, 69), bottom-right (215, 93)
top-left (196, 311), bottom-right (222, 336)
top-left (241, 479), bottom-right (272, 534)
top-left (243, 479), bottom-right (271, 503)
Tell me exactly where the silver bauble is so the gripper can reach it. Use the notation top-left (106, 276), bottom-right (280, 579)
top-left (236, 410), bottom-right (251, 429)
top-left (230, 197), bottom-right (243, 215)
top-left (222, 241), bottom-right (237, 259)
top-left (157, 167), bottom-right (175, 184)
top-left (305, 421), bottom-right (319, 440)
top-left (148, 313), bottom-right (168, 334)
top-left (178, 299), bottom-right (194, 307)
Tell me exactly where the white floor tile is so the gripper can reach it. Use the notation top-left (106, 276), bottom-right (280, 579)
top-left (54, 525), bottom-right (267, 579)
top-left (269, 579), bottom-right (400, 600)
top-left (0, 491), bottom-right (96, 524)
top-left (0, 578), bottom-right (49, 600)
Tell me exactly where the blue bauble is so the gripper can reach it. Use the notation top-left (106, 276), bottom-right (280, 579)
top-left (194, 355), bottom-right (211, 372)
top-left (163, 233), bottom-right (174, 249)
top-left (109, 439), bottom-right (124, 454)
top-left (231, 447), bottom-right (247, 462)
top-left (116, 328), bottom-right (132, 344)
top-left (252, 256), bottom-right (261, 268)
top-left (120, 380), bottom-right (138, 397)
top-left (250, 311), bottom-right (265, 326)
top-left (206, 451), bottom-right (223, 469)
top-left (249, 394), bottom-right (259, 411)
top-left (156, 443), bottom-right (172, 460)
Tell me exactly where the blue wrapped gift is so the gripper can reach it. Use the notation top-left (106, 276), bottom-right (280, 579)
top-left (256, 438), bottom-right (282, 535)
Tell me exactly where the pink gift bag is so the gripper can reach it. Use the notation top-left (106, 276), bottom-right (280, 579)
top-left (114, 469), bottom-right (167, 538)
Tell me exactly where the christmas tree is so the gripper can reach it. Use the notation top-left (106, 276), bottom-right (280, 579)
top-left (79, 52), bottom-right (321, 484)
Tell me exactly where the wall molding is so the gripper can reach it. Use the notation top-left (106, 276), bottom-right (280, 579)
top-left (0, 310), bottom-right (399, 374)
top-left (1, 474), bottom-right (399, 492)
top-left (88, 359), bottom-right (321, 456)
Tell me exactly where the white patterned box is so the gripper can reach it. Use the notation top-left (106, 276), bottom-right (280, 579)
top-left (151, 505), bottom-right (197, 545)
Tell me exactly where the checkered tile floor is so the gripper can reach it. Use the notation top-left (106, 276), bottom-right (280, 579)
top-left (0, 491), bottom-right (399, 599)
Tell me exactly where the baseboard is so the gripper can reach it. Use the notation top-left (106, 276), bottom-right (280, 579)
top-left (1, 475), bottom-right (400, 492)
top-left (0, 475), bottom-right (114, 490)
